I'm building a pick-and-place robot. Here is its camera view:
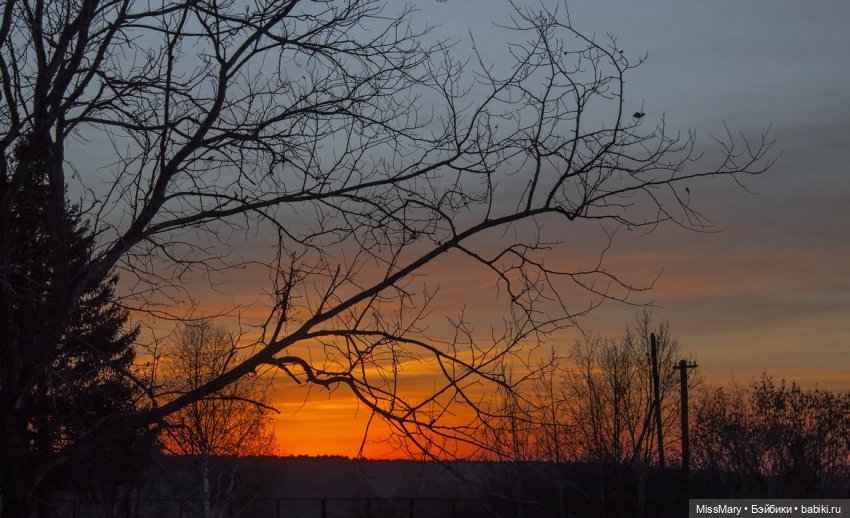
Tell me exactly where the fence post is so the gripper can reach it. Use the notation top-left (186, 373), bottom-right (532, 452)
top-left (409, 498), bottom-right (415, 518)
top-left (276, 498), bottom-right (281, 518)
top-left (321, 498), bottom-right (327, 518)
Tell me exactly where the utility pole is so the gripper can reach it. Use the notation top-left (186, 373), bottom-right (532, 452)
top-left (650, 333), bottom-right (664, 468)
top-left (673, 359), bottom-right (698, 476)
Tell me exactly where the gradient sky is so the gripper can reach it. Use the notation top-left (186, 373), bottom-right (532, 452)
top-left (522, 0), bottom-right (850, 387)
top-left (86, 0), bottom-right (848, 458)
top-left (262, 0), bottom-right (850, 457)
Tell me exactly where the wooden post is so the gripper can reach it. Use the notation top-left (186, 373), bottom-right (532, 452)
top-left (650, 333), bottom-right (665, 468)
top-left (673, 359), bottom-right (698, 476)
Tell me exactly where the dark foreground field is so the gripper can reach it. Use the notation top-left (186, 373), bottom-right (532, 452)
top-left (35, 454), bottom-right (850, 518)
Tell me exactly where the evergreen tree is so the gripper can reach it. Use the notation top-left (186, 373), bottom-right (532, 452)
top-left (2, 134), bottom-right (150, 510)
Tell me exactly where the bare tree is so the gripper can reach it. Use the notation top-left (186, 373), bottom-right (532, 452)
top-left (562, 313), bottom-right (689, 516)
top-left (159, 321), bottom-right (275, 518)
top-left (566, 314), bottom-right (684, 468)
top-left (482, 315), bottom-right (683, 465)
top-left (692, 376), bottom-right (850, 497)
top-left (476, 313), bottom-right (688, 517)
top-left (0, 0), bottom-right (772, 514)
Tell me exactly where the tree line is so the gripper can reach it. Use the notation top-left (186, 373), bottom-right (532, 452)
top-left (476, 313), bottom-right (850, 517)
top-left (56, 307), bottom-right (830, 518)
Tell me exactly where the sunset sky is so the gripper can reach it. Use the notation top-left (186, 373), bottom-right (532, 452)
top-left (261, 0), bottom-right (850, 458)
top-left (82, 0), bottom-right (850, 458)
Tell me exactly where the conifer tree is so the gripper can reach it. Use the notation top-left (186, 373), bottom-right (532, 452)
top-left (2, 135), bottom-right (149, 509)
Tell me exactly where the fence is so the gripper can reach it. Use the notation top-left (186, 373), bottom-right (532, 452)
top-left (41, 497), bottom-right (499, 518)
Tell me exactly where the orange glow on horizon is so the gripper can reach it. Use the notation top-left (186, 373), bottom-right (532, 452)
top-left (130, 225), bottom-right (850, 459)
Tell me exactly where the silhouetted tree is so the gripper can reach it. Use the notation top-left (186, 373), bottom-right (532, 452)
top-left (692, 375), bottom-right (850, 497)
top-left (1, 135), bottom-right (151, 514)
top-left (566, 314), bottom-right (685, 468)
top-left (159, 321), bottom-right (276, 518)
top-left (480, 312), bottom-right (688, 517)
top-left (565, 314), bottom-right (689, 517)
top-left (1, 1), bottom-right (772, 514)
